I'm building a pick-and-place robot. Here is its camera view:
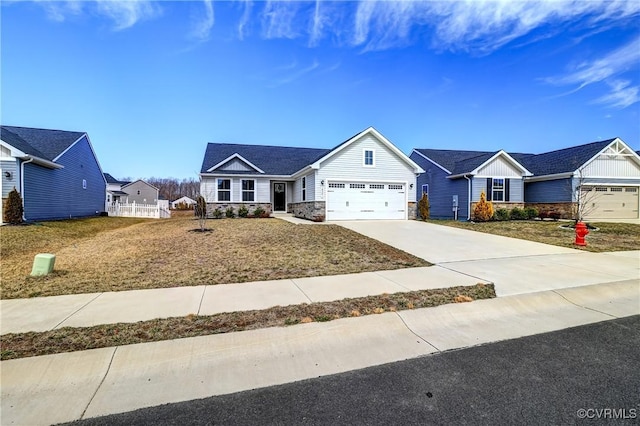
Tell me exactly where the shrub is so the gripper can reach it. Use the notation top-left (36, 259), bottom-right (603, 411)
top-left (509, 207), bottom-right (527, 220)
top-left (194, 195), bottom-right (207, 231)
top-left (238, 205), bottom-right (249, 218)
top-left (549, 212), bottom-right (561, 221)
top-left (473, 190), bottom-right (493, 222)
top-left (212, 208), bottom-right (223, 219)
top-left (4, 188), bottom-right (24, 224)
top-left (418, 193), bottom-right (430, 220)
top-left (538, 211), bottom-right (549, 219)
top-left (494, 208), bottom-right (510, 221)
top-left (524, 207), bottom-right (538, 220)
top-left (225, 207), bottom-right (235, 218)
top-left (253, 206), bottom-right (265, 218)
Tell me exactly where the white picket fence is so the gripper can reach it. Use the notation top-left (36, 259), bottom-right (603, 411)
top-left (106, 201), bottom-right (171, 219)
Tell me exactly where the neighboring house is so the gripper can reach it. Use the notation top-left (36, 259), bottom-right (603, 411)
top-left (171, 196), bottom-right (196, 209)
top-left (0, 125), bottom-right (105, 222)
top-left (199, 127), bottom-right (424, 221)
top-left (104, 173), bottom-right (129, 204)
top-left (411, 138), bottom-right (640, 221)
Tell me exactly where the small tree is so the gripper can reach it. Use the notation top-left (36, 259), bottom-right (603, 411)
top-left (473, 190), bottom-right (494, 222)
top-left (4, 187), bottom-right (24, 224)
top-left (194, 195), bottom-right (207, 231)
top-left (418, 193), bottom-right (430, 220)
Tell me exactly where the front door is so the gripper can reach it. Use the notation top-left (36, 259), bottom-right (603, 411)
top-left (273, 182), bottom-right (286, 211)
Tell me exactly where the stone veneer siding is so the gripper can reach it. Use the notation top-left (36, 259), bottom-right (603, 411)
top-left (206, 202), bottom-right (272, 217)
top-left (525, 202), bottom-right (576, 220)
top-left (407, 202), bottom-right (417, 220)
top-left (288, 201), bottom-right (326, 222)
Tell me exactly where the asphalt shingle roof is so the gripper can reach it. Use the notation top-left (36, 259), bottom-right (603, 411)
top-left (200, 143), bottom-right (331, 175)
top-left (1, 125), bottom-right (85, 161)
top-left (103, 173), bottom-right (122, 184)
top-left (416, 138), bottom-right (617, 177)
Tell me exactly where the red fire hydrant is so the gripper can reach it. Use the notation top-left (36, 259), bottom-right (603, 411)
top-left (574, 222), bottom-right (589, 246)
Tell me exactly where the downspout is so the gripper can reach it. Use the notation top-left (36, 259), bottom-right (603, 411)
top-left (20, 157), bottom-right (34, 221)
top-left (463, 174), bottom-right (471, 221)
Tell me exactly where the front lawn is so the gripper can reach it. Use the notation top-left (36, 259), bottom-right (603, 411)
top-left (431, 220), bottom-right (640, 252)
top-left (1, 215), bottom-right (429, 299)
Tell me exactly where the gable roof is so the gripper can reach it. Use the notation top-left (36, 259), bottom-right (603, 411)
top-left (122, 179), bottom-right (159, 191)
top-left (103, 173), bottom-right (124, 184)
top-left (1, 125), bottom-right (86, 162)
top-left (515, 139), bottom-right (616, 175)
top-left (414, 149), bottom-right (499, 174)
top-left (201, 143), bottom-right (330, 175)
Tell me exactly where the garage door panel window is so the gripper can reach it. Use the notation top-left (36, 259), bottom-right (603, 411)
top-left (241, 179), bottom-right (255, 202)
top-left (217, 179), bottom-right (231, 201)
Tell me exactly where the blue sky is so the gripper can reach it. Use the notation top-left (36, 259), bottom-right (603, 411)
top-left (2, 1), bottom-right (639, 180)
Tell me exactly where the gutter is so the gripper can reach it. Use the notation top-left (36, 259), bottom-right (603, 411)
top-left (463, 174), bottom-right (471, 221)
top-left (20, 158), bottom-right (33, 221)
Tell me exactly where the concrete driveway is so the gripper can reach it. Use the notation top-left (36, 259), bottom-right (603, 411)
top-left (338, 220), bottom-right (640, 296)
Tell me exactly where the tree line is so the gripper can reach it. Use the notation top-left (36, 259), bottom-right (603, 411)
top-left (120, 177), bottom-right (200, 202)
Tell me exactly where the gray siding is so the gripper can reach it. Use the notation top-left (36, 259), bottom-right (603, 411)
top-left (525, 178), bottom-right (573, 203)
top-left (1, 159), bottom-right (19, 197)
top-left (473, 177), bottom-right (524, 202)
top-left (122, 181), bottom-right (158, 204)
top-left (412, 153), bottom-right (469, 220)
top-left (23, 135), bottom-right (105, 221)
top-left (201, 176), bottom-right (271, 203)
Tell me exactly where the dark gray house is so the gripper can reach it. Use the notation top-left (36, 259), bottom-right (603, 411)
top-left (0, 125), bottom-right (106, 221)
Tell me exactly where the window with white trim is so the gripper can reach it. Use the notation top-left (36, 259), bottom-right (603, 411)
top-left (302, 177), bottom-right (306, 201)
top-left (82, 179), bottom-right (87, 190)
top-left (242, 179), bottom-right (255, 202)
top-left (217, 178), bottom-right (231, 201)
top-left (363, 149), bottom-right (374, 166)
top-left (492, 179), bottom-right (504, 201)
top-left (422, 184), bottom-right (429, 195)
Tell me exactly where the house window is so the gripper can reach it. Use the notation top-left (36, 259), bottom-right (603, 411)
top-left (302, 177), bottom-right (306, 201)
top-left (242, 179), bottom-right (255, 202)
top-left (82, 179), bottom-right (87, 189)
top-left (364, 149), bottom-right (374, 166)
top-left (422, 184), bottom-right (429, 195)
top-left (492, 179), bottom-right (504, 201)
top-left (217, 178), bottom-right (231, 201)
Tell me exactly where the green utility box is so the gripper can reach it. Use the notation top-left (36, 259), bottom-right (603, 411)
top-left (31, 253), bottom-right (56, 276)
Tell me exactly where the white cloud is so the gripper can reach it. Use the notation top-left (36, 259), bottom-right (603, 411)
top-left (268, 60), bottom-right (319, 88)
top-left (593, 79), bottom-right (639, 109)
top-left (545, 37), bottom-right (640, 108)
top-left (95, 0), bottom-right (160, 31)
top-left (189, 0), bottom-right (214, 42)
top-left (237, 0), bottom-right (253, 40)
top-left (261, 0), bottom-right (301, 40)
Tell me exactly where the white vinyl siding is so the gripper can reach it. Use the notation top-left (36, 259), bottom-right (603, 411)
top-left (201, 176), bottom-right (271, 203)
top-left (472, 177), bottom-right (524, 202)
top-left (317, 134), bottom-right (417, 202)
top-left (1, 159), bottom-right (19, 197)
top-left (218, 158), bottom-right (254, 172)
top-left (477, 157), bottom-right (523, 177)
top-left (581, 156), bottom-right (640, 178)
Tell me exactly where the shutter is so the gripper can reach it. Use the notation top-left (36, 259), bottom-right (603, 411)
top-left (505, 179), bottom-right (510, 202)
top-left (486, 178), bottom-right (492, 201)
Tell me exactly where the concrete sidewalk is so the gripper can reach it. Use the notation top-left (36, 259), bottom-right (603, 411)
top-left (1, 266), bottom-right (486, 334)
top-left (2, 280), bottom-right (638, 425)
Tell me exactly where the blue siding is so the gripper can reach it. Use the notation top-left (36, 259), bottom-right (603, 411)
top-left (524, 178), bottom-right (572, 203)
top-left (23, 135), bottom-right (105, 221)
top-left (412, 153), bottom-right (469, 220)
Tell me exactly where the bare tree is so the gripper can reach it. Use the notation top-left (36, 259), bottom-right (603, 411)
top-left (571, 167), bottom-right (602, 223)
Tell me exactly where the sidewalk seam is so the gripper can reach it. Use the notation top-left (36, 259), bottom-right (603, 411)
top-left (394, 312), bottom-right (441, 352)
top-left (551, 290), bottom-right (618, 319)
top-left (52, 293), bottom-right (104, 330)
top-left (197, 286), bottom-right (207, 315)
top-left (290, 279), bottom-right (313, 303)
top-left (374, 272), bottom-right (411, 291)
top-left (80, 347), bottom-right (118, 420)
top-left (435, 265), bottom-right (493, 286)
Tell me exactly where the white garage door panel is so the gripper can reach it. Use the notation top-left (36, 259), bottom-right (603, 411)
top-left (583, 186), bottom-right (639, 219)
top-left (327, 182), bottom-right (406, 220)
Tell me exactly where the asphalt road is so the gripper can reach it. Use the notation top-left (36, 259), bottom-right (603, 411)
top-left (69, 315), bottom-right (640, 426)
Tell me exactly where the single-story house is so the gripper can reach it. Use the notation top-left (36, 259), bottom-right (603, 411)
top-left (411, 137), bottom-right (640, 221)
top-left (104, 173), bottom-right (129, 204)
top-left (171, 196), bottom-right (196, 209)
top-left (1, 125), bottom-right (106, 222)
top-left (199, 127), bottom-right (424, 221)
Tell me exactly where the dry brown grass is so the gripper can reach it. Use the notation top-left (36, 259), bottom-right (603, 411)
top-left (431, 220), bottom-right (640, 252)
top-left (1, 215), bottom-right (429, 299)
top-left (0, 283), bottom-right (495, 360)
